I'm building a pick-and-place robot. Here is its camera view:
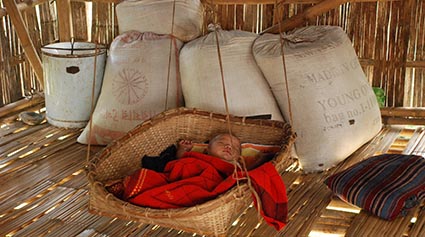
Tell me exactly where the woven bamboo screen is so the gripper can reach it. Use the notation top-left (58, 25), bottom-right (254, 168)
top-left (0, 0), bottom-right (423, 108)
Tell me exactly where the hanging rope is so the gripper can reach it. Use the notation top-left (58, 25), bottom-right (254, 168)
top-left (86, 6), bottom-right (100, 167)
top-left (275, 0), bottom-right (294, 125)
top-left (208, 1), bottom-right (233, 137)
top-left (164, 0), bottom-right (179, 110)
top-left (208, 1), bottom-right (241, 197)
top-left (207, 0), bottom-right (265, 224)
top-left (213, 29), bottom-right (233, 134)
top-left (85, 41), bottom-right (98, 166)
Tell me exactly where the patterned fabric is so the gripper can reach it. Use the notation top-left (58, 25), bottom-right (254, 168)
top-left (324, 154), bottom-right (425, 220)
top-left (122, 152), bottom-right (288, 230)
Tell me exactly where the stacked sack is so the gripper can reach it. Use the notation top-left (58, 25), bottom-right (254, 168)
top-left (116, 0), bottom-right (204, 42)
top-left (253, 26), bottom-right (382, 172)
top-left (180, 25), bottom-right (283, 121)
top-left (78, 0), bottom-right (204, 145)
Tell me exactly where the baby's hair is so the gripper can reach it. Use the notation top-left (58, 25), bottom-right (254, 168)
top-left (208, 134), bottom-right (241, 149)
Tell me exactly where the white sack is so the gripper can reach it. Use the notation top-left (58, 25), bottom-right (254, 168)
top-left (116, 0), bottom-right (203, 42)
top-left (253, 26), bottom-right (382, 172)
top-left (180, 28), bottom-right (283, 121)
top-left (77, 31), bottom-right (184, 145)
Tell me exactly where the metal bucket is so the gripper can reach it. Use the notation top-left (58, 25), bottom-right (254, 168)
top-left (41, 42), bottom-right (106, 128)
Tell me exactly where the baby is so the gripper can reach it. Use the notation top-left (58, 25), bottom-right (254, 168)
top-left (177, 134), bottom-right (271, 170)
top-left (106, 133), bottom-right (242, 196)
top-left (178, 133), bottom-right (241, 162)
top-left (141, 133), bottom-right (241, 172)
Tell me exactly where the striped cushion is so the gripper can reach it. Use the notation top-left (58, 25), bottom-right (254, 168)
top-left (324, 154), bottom-right (425, 220)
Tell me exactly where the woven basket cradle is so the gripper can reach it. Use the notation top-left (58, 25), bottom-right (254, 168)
top-left (87, 107), bottom-right (296, 236)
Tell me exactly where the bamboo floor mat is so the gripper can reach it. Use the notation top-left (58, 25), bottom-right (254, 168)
top-left (0, 104), bottom-right (424, 237)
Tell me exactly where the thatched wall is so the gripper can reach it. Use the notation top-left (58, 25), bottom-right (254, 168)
top-left (0, 0), bottom-right (423, 109)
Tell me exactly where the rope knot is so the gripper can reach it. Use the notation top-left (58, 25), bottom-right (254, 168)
top-left (208, 23), bottom-right (222, 32)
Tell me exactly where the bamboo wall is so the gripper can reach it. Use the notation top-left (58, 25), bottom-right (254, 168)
top-left (0, 0), bottom-right (424, 109)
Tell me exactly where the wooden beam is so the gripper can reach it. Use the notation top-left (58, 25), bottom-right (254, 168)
top-left (72, 0), bottom-right (122, 3)
top-left (0, 94), bottom-right (44, 119)
top-left (262, 0), bottom-right (350, 34)
top-left (380, 107), bottom-right (425, 125)
top-left (406, 61), bottom-right (425, 68)
top-left (0, 0), bottom-right (403, 17)
top-left (56, 0), bottom-right (73, 42)
top-left (359, 59), bottom-right (425, 68)
top-left (382, 117), bottom-right (425, 125)
top-left (3, 0), bottom-right (44, 89)
top-left (380, 107), bottom-right (425, 118)
top-left (201, 0), bottom-right (400, 5)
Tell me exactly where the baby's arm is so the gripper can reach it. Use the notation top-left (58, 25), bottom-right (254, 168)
top-left (176, 140), bottom-right (193, 158)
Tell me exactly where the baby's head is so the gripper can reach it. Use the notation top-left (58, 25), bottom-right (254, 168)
top-left (207, 134), bottom-right (241, 162)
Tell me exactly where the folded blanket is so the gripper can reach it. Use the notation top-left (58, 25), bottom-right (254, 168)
top-left (121, 151), bottom-right (288, 230)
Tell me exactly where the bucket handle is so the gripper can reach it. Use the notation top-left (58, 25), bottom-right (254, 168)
top-left (70, 37), bottom-right (75, 55)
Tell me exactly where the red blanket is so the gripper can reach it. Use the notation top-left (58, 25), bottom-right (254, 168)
top-left (122, 151), bottom-right (288, 230)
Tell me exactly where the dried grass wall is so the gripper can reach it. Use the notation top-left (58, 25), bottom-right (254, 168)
top-left (0, 0), bottom-right (423, 109)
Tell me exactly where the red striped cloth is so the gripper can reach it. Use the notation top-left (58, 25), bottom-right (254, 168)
top-left (324, 154), bottom-right (425, 220)
top-left (122, 151), bottom-right (288, 230)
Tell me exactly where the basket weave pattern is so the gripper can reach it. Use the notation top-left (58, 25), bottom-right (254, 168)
top-left (87, 108), bottom-right (295, 236)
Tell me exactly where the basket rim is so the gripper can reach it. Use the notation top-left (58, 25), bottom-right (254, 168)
top-left (89, 107), bottom-right (294, 167)
top-left (90, 177), bottom-right (253, 216)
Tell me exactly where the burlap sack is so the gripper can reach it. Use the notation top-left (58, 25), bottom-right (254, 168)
top-left (78, 31), bottom-right (183, 145)
top-left (253, 26), bottom-right (382, 172)
top-left (180, 27), bottom-right (283, 121)
top-left (116, 0), bottom-right (203, 42)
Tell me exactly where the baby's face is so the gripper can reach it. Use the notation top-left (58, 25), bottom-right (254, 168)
top-left (208, 134), bottom-right (241, 162)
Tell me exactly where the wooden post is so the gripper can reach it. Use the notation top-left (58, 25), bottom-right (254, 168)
top-left (3, 0), bottom-right (44, 89)
top-left (56, 0), bottom-right (73, 42)
top-left (395, 0), bottom-right (414, 106)
top-left (261, 0), bottom-right (350, 34)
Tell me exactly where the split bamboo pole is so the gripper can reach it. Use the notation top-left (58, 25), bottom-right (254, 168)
top-left (261, 0), bottom-right (350, 33)
top-left (395, 0), bottom-right (415, 106)
top-left (0, 0), bottom-right (48, 18)
top-left (2, 0), bottom-right (44, 89)
top-left (56, 0), bottom-right (73, 42)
